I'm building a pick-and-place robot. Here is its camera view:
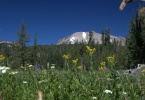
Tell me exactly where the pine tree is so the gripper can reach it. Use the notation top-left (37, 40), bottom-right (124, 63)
top-left (125, 16), bottom-right (139, 68)
top-left (101, 28), bottom-right (111, 46)
top-left (135, 14), bottom-right (144, 63)
top-left (17, 21), bottom-right (29, 67)
top-left (104, 28), bottom-right (111, 46)
top-left (31, 33), bottom-right (38, 65)
top-left (88, 31), bottom-right (95, 47)
top-left (101, 30), bottom-right (105, 45)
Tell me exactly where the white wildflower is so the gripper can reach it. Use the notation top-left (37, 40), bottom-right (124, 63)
top-left (38, 80), bottom-right (47, 83)
top-left (51, 64), bottom-right (55, 69)
top-left (0, 67), bottom-right (5, 70)
top-left (51, 66), bottom-right (55, 69)
top-left (23, 81), bottom-right (27, 84)
top-left (2, 69), bottom-right (6, 73)
top-left (9, 71), bottom-right (18, 75)
top-left (104, 90), bottom-right (112, 94)
top-left (4, 67), bottom-right (10, 70)
top-left (107, 78), bottom-right (113, 81)
top-left (122, 91), bottom-right (127, 95)
top-left (92, 97), bottom-right (97, 99)
top-left (0, 66), bottom-right (10, 70)
top-left (29, 65), bottom-right (33, 68)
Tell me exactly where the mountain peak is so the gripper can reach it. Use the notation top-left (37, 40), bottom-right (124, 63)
top-left (57, 31), bottom-right (126, 45)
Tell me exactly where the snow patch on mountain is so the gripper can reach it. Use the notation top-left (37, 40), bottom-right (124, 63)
top-left (70, 37), bottom-right (76, 44)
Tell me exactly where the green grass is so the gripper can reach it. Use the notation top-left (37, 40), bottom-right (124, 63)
top-left (0, 69), bottom-right (145, 100)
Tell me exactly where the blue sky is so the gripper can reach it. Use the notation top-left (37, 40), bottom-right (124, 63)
top-left (0, 0), bottom-right (141, 45)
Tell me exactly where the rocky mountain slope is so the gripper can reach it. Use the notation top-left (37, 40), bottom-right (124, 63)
top-left (57, 31), bottom-right (126, 45)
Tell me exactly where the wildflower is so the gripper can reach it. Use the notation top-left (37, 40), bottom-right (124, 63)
top-left (107, 78), bottom-right (113, 81)
top-left (107, 55), bottom-right (115, 62)
top-left (98, 66), bottom-right (103, 71)
top-left (38, 80), bottom-right (47, 84)
top-left (92, 97), bottom-right (97, 99)
top-left (77, 65), bottom-right (83, 70)
top-left (98, 61), bottom-right (106, 71)
top-left (0, 55), bottom-right (5, 61)
top-left (23, 81), bottom-right (27, 84)
top-left (86, 45), bottom-right (91, 50)
top-left (4, 67), bottom-right (10, 70)
top-left (9, 71), bottom-right (18, 75)
top-left (90, 48), bottom-right (96, 55)
top-left (141, 70), bottom-right (145, 73)
top-left (51, 66), bottom-right (55, 69)
top-left (0, 67), bottom-right (5, 70)
top-left (72, 59), bottom-right (78, 64)
top-left (122, 91), bottom-right (127, 95)
top-left (24, 67), bottom-right (27, 70)
top-left (100, 62), bottom-right (106, 67)
top-left (51, 64), bottom-right (55, 69)
top-left (62, 54), bottom-right (70, 60)
top-left (0, 66), bottom-right (10, 73)
top-left (106, 73), bottom-right (110, 78)
top-left (104, 90), bottom-right (112, 94)
top-left (29, 65), bottom-right (33, 68)
top-left (86, 46), bottom-right (96, 55)
top-left (2, 69), bottom-right (6, 73)
top-left (20, 66), bottom-right (24, 69)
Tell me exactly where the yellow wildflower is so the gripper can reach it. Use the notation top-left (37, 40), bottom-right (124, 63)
top-left (72, 59), bottom-right (78, 64)
top-left (21, 66), bottom-right (24, 69)
top-left (62, 54), bottom-right (70, 60)
top-left (100, 61), bottom-right (106, 67)
top-left (106, 73), bottom-right (110, 78)
top-left (98, 61), bottom-right (105, 71)
top-left (86, 46), bottom-right (96, 55)
top-left (98, 66), bottom-right (103, 71)
top-left (107, 55), bottom-right (115, 62)
top-left (0, 55), bottom-right (5, 61)
top-left (90, 48), bottom-right (96, 55)
top-left (142, 70), bottom-right (145, 73)
top-left (77, 65), bottom-right (83, 70)
top-left (86, 46), bottom-right (91, 51)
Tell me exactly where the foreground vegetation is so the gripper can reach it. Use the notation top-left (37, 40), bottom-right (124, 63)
top-left (0, 53), bottom-right (145, 100)
top-left (1, 67), bottom-right (145, 100)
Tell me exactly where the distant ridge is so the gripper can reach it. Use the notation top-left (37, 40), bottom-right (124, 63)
top-left (57, 31), bottom-right (126, 45)
top-left (0, 41), bottom-right (13, 44)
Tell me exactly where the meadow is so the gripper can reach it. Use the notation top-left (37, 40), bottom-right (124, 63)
top-left (0, 46), bottom-right (145, 100)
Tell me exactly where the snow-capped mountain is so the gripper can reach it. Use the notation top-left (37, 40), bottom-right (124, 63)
top-left (0, 41), bottom-right (13, 47)
top-left (57, 32), bottom-right (126, 45)
top-left (0, 41), bottom-right (13, 44)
